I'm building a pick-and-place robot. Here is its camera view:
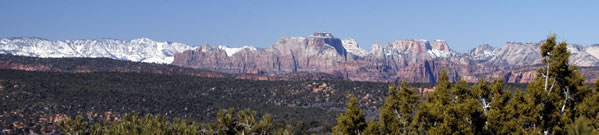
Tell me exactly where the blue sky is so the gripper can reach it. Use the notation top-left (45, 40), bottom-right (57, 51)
top-left (1, 0), bottom-right (597, 52)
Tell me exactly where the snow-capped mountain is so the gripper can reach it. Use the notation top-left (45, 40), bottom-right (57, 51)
top-left (480, 42), bottom-right (599, 67)
top-left (0, 37), bottom-right (196, 64)
top-left (469, 44), bottom-right (500, 61)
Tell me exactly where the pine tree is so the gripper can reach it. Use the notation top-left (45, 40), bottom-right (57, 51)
top-left (576, 78), bottom-right (599, 130)
top-left (379, 83), bottom-right (401, 134)
top-left (332, 94), bottom-right (367, 135)
top-left (217, 108), bottom-right (238, 134)
top-left (414, 69), bottom-right (452, 134)
top-left (523, 34), bottom-right (591, 134)
top-left (397, 81), bottom-right (419, 133)
top-left (57, 115), bottom-right (89, 135)
top-left (255, 114), bottom-right (274, 135)
top-left (485, 79), bottom-right (517, 134)
top-left (566, 117), bottom-right (595, 135)
top-left (434, 79), bottom-right (484, 134)
top-left (378, 81), bottom-right (419, 134)
top-left (237, 108), bottom-right (258, 134)
top-left (363, 119), bottom-right (384, 135)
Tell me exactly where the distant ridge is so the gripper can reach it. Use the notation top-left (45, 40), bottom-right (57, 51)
top-left (2, 33), bottom-right (599, 83)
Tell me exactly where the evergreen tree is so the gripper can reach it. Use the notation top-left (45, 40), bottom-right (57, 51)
top-left (576, 78), bottom-right (599, 129)
top-left (378, 81), bottom-right (419, 134)
top-left (255, 114), bottom-right (274, 135)
top-left (471, 79), bottom-right (491, 114)
top-left (171, 118), bottom-right (201, 135)
top-left (566, 117), bottom-right (595, 135)
top-left (273, 124), bottom-right (294, 135)
top-left (524, 34), bottom-right (592, 134)
top-left (414, 69), bottom-right (452, 134)
top-left (485, 79), bottom-right (518, 134)
top-left (379, 83), bottom-right (401, 134)
top-left (363, 119), bottom-right (384, 135)
top-left (217, 108), bottom-right (238, 134)
top-left (332, 94), bottom-right (367, 135)
top-left (435, 79), bottom-right (484, 134)
top-left (237, 108), bottom-right (258, 134)
top-left (57, 115), bottom-right (89, 135)
top-left (397, 81), bottom-right (419, 133)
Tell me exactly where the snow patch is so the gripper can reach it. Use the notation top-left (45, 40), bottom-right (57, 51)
top-left (217, 45), bottom-right (257, 57)
top-left (586, 46), bottom-right (599, 59)
top-left (427, 49), bottom-right (451, 58)
top-left (342, 39), bottom-right (369, 57)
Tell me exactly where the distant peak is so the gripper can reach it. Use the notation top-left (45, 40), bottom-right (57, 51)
top-left (131, 37), bottom-right (155, 43)
top-left (5, 37), bottom-right (48, 40)
top-left (311, 32), bottom-right (335, 38)
top-left (216, 45), bottom-right (257, 57)
top-left (476, 44), bottom-right (495, 48)
top-left (134, 37), bottom-right (152, 40)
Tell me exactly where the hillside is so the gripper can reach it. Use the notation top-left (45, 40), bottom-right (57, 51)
top-left (0, 69), bottom-right (394, 133)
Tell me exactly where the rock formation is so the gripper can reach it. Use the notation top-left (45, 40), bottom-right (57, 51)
top-left (172, 32), bottom-right (599, 83)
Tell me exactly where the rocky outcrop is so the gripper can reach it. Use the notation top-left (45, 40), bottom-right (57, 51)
top-left (469, 44), bottom-right (499, 61)
top-left (173, 32), bottom-right (351, 76)
top-left (173, 32), bottom-right (599, 83)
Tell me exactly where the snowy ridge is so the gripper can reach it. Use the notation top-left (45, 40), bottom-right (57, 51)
top-left (342, 39), bottom-right (368, 57)
top-left (585, 45), bottom-right (599, 59)
top-left (216, 45), bottom-right (257, 57)
top-left (311, 32), bottom-right (335, 38)
top-left (0, 37), bottom-right (196, 64)
top-left (427, 49), bottom-right (451, 58)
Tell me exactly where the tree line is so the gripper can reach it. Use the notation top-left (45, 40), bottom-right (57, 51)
top-left (57, 108), bottom-right (295, 135)
top-left (332, 35), bottom-right (599, 135)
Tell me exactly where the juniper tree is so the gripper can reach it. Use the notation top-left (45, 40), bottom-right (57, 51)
top-left (332, 94), bottom-right (367, 135)
top-left (432, 79), bottom-right (484, 134)
top-left (576, 78), bottom-right (599, 130)
top-left (237, 108), bottom-right (258, 134)
top-left (57, 115), bottom-right (89, 135)
top-left (378, 81), bottom-right (419, 134)
top-left (397, 81), bottom-right (419, 133)
top-left (362, 119), bottom-right (384, 135)
top-left (413, 69), bottom-right (452, 134)
top-left (217, 108), bottom-right (238, 134)
top-left (379, 83), bottom-right (401, 134)
top-left (484, 79), bottom-right (518, 134)
top-left (255, 114), bottom-right (274, 134)
top-left (523, 34), bottom-right (592, 134)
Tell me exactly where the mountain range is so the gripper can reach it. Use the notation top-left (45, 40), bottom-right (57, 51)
top-left (2, 33), bottom-right (599, 83)
top-left (0, 37), bottom-right (194, 64)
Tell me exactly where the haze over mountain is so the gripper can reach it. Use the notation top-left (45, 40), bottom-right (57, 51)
top-left (2, 33), bottom-right (599, 83)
